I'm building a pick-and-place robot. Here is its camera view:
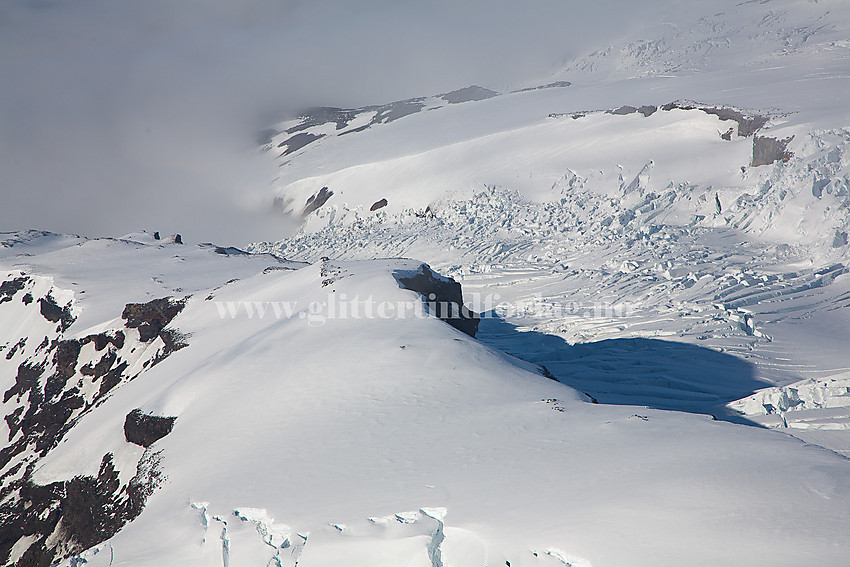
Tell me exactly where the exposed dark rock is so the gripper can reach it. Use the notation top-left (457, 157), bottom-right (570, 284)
top-left (370, 198), bottom-right (388, 212)
top-left (661, 101), bottom-right (768, 137)
top-left (81, 330), bottom-right (125, 352)
top-left (0, 438), bottom-right (27, 473)
top-left (395, 264), bottom-right (479, 337)
top-left (281, 90), bottom-right (495, 149)
top-left (172, 234), bottom-right (183, 245)
top-left (752, 135), bottom-right (794, 167)
top-left (262, 265), bottom-right (297, 274)
top-left (111, 330), bottom-right (126, 350)
top-left (124, 409), bottom-right (176, 447)
top-left (707, 108), bottom-right (766, 136)
top-left (303, 187), bottom-right (334, 216)
top-left (5, 337), bottom-right (26, 360)
top-left (44, 340), bottom-right (81, 401)
top-left (0, 478), bottom-right (64, 567)
top-left (153, 231), bottom-right (160, 240)
top-left (559, 102), bottom-right (761, 131)
top-left (288, 107), bottom-right (360, 134)
top-left (213, 245), bottom-right (247, 255)
top-left (80, 331), bottom-right (125, 352)
top-left (370, 99), bottom-right (426, 124)
top-left (122, 297), bottom-right (186, 343)
top-left (97, 362), bottom-right (129, 397)
top-left (414, 206), bottom-right (435, 218)
top-left (720, 127), bottom-right (735, 141)
top-left (3, 407), bottom-right (24, 439)
top-left (21, 293), bottom-right (33, 305)
top-left (3, 362), bottom-right (43, 405)
top-left (339, 100), bottom-right (430, 136)
top-left (34, 391), bottom-right (85, 456)
top-left (0, 354), bottom-right (89, 473)
top-left (38, 294), bottom-right (74, 331)
top-left (80, 350), bottom-right (117, 378)
top-left (833, 231), bottom-right (848, 248)
top-left (320, 258), bottom-right (346, 288)
top-left (0, 451), bottom-right (163, 567)
top-left (277, 132), bottom-right (325, 157)
top-left (440, 85), bottom-right (499, 104)
top-left (61, 453), bottom-right (123, 550)
top-left (0, 277), bottom-right (27, 304)
top-left (0, 297), bottom-right (187, 562)
top-left (514, 81), bottom-right (571, 93)
top-left (707, 108), bottom-right (768, 137)
top-left (38, 296), bottom-right (62, 322)
top-left (154, 329), bottom-right (189, 366)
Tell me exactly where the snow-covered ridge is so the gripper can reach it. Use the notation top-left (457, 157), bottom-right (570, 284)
top-left (3, 233), bottom-right (850, 566)
top-left (0, 232), bottom-right (304, 565)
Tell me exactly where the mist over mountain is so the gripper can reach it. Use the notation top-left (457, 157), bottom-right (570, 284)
top-left (0, 0), bottom-right (657, 243)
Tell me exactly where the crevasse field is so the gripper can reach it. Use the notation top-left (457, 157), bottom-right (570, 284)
top-left (2, 1), bottom-right (850, 566)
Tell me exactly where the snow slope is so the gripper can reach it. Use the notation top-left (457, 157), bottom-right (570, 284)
top-left (2, 236), bottom-right (850, 567)
top-left (250, 0), bottom-right (850, 456)
top-left (3, 1), bottom-right (850, 565)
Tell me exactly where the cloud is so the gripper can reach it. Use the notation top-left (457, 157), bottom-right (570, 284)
top-left (0, 0), bottom-right (659, 245)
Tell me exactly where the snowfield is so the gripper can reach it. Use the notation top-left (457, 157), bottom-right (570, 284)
top-left (249, 0), bottom-right (850, 459)
top-left (4, 0), bottom-right (850, 565)
top-left (3, 233), bottom-right (850, 567)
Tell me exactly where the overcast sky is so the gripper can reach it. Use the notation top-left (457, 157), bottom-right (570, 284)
top-left (0, 0), bottom-right (660, 244)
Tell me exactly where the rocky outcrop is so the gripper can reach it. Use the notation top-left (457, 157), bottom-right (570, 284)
top-left (0, 290), bottom-right (188, 566)
top-left (607, 105), bottom-right (657, 117)
top-left (439, 85), bottom-right (499, 104)
top-left (395, 265), bottom-right (479, 337)
top-left (302, 187), bottom-right (334, 217)
top-left (85, 330), bottom-right (125, 352)
top-left (38, 293), bottom-right (74, 331)
top-left (122, 297), bottom-right (186, 343)
top-left (752, 135), bottom-right (795, 166)
top-left (370, 198), bottom-right (388, 212)
top-left (556, 100), bottom-right (770, 139)
top-left (514, 81), bottom-right (571, 93)
top-left (0, 451), bottom-right (163, 567)
top-left (0, 278), bottom-right (26, 305)
top-left (660, 101), bottom-right (768, 137)
top-left (124, 409), bottom-right (176, 447)
top-left (277, 132), bottom-right (325, 157)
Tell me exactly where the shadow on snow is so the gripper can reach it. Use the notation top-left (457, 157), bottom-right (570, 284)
top-left (477, 313), bottom-right (771, 425)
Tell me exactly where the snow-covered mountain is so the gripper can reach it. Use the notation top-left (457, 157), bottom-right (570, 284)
top-left (251, 0), bottom-right (850, 452)
top-left (3, 1), bottom-right (850, 566)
